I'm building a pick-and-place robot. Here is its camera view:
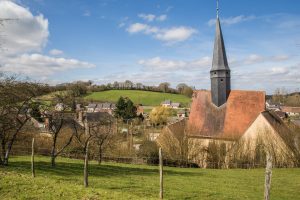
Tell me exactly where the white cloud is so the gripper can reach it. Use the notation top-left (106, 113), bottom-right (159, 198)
top-left (138, 56), bottom-right (211, 71)
top-left (208, 15), bottom-right (256, 26)
top-left (272, 55), bottom-right (290, 61)
top-left (155, 26), bottom-right (197, 43)
top-left (243, 54), bottom-right (264, 65)
top-left (138, 13), bottom-right (156, 22)
top-left (270, 67), bottom-right (288, 75)
top-left (127, 23), bottom-right (150, 33)
top-left (0, 1), bottom-right (95, 79)
top-left (126, 23), bottom-right (196, 43)
top-left (0, 1), bottom-right (49, 55)
top-left (138, 13), bottom-right (167, 22)
top-left (0, 53), bottom-right (95, 77)
top-left (49, 49), bottom-right (63, 56)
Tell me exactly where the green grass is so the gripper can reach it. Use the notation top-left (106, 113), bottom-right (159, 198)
top-left (84, 90), bottom-right (191, 107)
top-left (1, 156), bottom-right (300, 200)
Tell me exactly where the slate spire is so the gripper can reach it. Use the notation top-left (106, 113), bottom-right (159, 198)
top-left (210, 1), bottom-right (231, 107)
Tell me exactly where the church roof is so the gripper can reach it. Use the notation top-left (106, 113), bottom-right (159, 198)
top-left (260, 111), bottom-right (298, 155)
top-left (187, 90), bottom-right (265, 140)
top-left (211, 17), bottom-right (230, 71)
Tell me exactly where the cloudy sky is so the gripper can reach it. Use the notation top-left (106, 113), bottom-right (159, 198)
top-left (0, 0), bottom-right (299, 94)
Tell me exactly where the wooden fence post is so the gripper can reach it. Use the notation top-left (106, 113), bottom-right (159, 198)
top-left (264, 152), bottom-right (272, 200)
top-left (159, 147), bottom-right (163, 199)
top-left (84, 142), bottom-right (89, 188)
top-left (31, 138), bottom-right (35, 178)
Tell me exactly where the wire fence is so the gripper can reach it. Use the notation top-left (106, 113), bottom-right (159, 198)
top-left (7, 144), bottom-right (298, 169)
top-left (1, 140), bottom-right (291, 200)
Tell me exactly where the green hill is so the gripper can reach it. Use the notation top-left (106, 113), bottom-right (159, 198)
top-left (84, 90), bottom-right (191, 107)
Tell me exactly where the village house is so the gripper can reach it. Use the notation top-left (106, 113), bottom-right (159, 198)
top-left (266, 101), bottom-right (281, 111)
top-left (161, 100), bottom-right (180, 109)
top-left (87, 102), bottom-right (116, 115)
top-left (55, 103), bottom-right (65, 111)
top-left (273, 110), bottom-right (288, 120)
top-left (87, 103), bottom-right (97, 112)
top-left (177, 109), bottom-right (186, 118)
top-left (280, 106), bottom-right (300, 117)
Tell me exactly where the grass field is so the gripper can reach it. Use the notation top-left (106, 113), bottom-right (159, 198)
top-left (1, 156), bottom-right (300, 200)
top-left (84, 90), bottom-right (191, 107)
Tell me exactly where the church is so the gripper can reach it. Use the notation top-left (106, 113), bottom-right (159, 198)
top-left (157, 6), bottom-right (299, 168)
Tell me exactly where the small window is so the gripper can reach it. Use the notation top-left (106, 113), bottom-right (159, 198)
top-left (226, 72), bottom-right (229, 74)
top-left (214, 72), bottom-right (216, 74)
top-left (221, 79), bottom-right (224, 82)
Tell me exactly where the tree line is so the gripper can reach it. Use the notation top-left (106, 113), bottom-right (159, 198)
top-left (51, 80), bottom-right (195, 98)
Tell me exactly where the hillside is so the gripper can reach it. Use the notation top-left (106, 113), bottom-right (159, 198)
top-left (1, 156), bottom-right (300, 200)
top-left (84, 90), bottom-right (191, 107)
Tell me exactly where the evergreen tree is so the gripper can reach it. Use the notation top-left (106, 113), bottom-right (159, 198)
top-left (114, 97), bottom-right (137, 121)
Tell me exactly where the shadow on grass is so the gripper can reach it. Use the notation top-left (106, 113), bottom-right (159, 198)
top-left (4, 156), bottom-right (204, 178)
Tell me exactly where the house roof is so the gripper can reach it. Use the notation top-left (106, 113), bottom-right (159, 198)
top-left (102, 102), bottom-right (111, 109)
top-left (88, 104), bottom-right (97, 108)
top-left (281, 106), bottom-right (300, 113)
top-left (171, 103), bottom-right (180, 107)
top-left (96, 103), bottom-right (104, 109)
top-left (261, 111), bottom-right (298, 154)
top-left (166, 119), bottom-right (186, 141)
top-left (187, 90), bottom-right (266, 140)
top-left (273, 110), bottom-right (287, 119)
top-left (85, 112), bottom-right (111, 123)
top-left (162, 100), bottom-right (171, 104)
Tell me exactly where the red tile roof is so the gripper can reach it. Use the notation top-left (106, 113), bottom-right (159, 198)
top-left (187, 90), bottom-right (265, 140)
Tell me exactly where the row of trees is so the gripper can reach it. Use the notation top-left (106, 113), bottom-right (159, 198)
top-left (271, 88), bottom-right (300, 106)
top-left (52, 80), bottom-right (195, 98)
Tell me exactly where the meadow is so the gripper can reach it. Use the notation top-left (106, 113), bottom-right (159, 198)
top-left (84, 90), bottom-right (191, 107)
top-left (1, 156), bottom-right (300, 200)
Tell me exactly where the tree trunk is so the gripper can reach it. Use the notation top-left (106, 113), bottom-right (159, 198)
top-left (0, 138), bottom-right (5, 165)
top-left (31, 138), bottom-right (35, 178)
top-left (98, 145), bottom-right (102, 165)
top-left (84, 142), bottom-right (89, 187)
top-left (4, 133), bottom-right (18, 165)
top-left (51, 155), bottom-right (56, 167)
top-left (51, 135), bottom-right (57, 167)
top-left (3, 120), bottom-right (27, 166)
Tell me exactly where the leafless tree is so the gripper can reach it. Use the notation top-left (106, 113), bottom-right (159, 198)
top-left (91, 115), bottom-right (114, 164)
top-left (44, 93), bottom-right (77, 167)
top-left (0, 74), bottom-right (44, 165)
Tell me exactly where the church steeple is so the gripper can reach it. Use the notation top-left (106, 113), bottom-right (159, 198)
top-left (210, 0), bottom-right (231, 107)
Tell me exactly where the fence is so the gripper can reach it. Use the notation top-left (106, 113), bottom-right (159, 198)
top-left (1, 139), bottom-right (283, 200)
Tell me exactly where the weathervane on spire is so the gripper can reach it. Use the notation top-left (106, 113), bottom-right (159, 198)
top-left (217, 0), bottom-right (219, 18)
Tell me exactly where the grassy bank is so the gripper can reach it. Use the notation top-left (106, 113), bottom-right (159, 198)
top-left (84, 90), bottom-right (191, 107)
top-left (1, 156), bottom-right (300, 199)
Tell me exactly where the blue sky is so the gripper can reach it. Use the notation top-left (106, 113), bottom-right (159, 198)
top-left (0, 0), bottom-right (300, 94)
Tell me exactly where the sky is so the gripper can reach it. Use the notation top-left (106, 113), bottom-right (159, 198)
top-left (0, 0), bottom-right (300, 94)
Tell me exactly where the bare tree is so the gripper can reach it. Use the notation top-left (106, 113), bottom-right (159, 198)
top-left (91, 114), bottom-right (113, 164)
top-left (158, 82), bottom-right (170, 93)
top-left (0, 75), bottom-right (44, 165)
top-left (44, 93), bottom-right (77, 167)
